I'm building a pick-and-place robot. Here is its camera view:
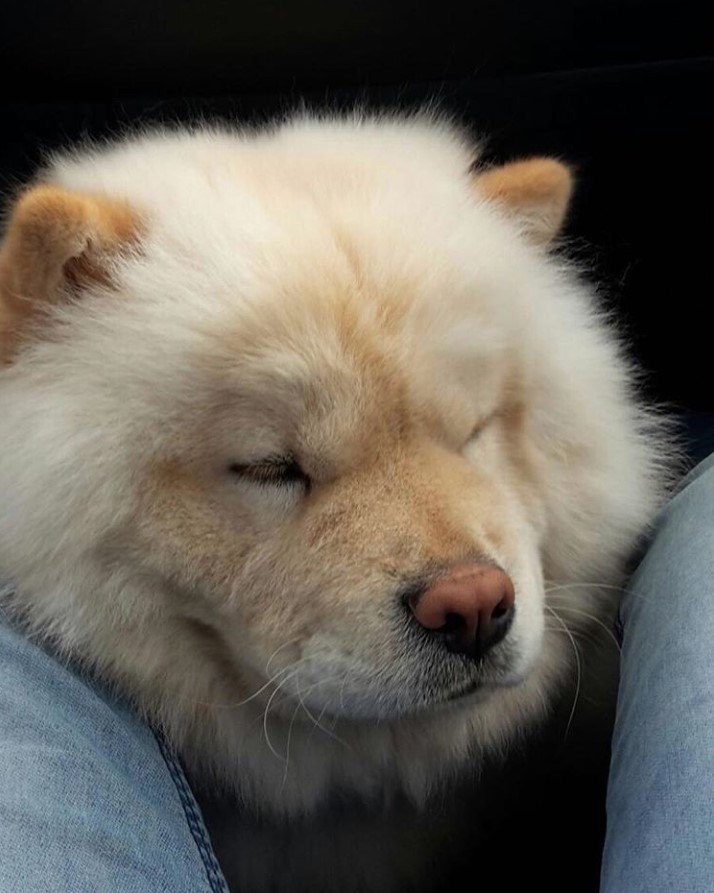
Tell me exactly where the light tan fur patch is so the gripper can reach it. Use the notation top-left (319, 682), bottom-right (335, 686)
top-left (0, 185), bottom-right (141, 360)
top-left (474, 157), bottom-right (573, 244)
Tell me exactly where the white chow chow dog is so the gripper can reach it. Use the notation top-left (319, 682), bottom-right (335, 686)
top-left (0, 113), bottom-right (666, 876)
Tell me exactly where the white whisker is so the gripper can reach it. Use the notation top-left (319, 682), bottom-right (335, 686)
top-left (281, 697), bottom-right (303, 791)
top-left (545, 603), bottom-right (621, 653)
top-left (545, 581), bottom-right (628, 594)
top-left (262, 669), bottom-right (298, 762)
top-left (546, 605), bottom-right (581, 741)
top-left (296, 674), bottom-right (353, 752)
top-left (264, 638), bottom-right (302, 676)
top-left (177, 663), bottom-right (297, 711)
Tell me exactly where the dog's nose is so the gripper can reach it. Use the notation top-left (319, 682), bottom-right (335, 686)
top-left (408, 564), bottom-right (515, 659)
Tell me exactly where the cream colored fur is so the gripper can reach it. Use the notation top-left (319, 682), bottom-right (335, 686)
top-left (0, 114), bottom-right (668, 823)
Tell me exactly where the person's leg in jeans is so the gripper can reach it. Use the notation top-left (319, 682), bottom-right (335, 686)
top-left (0, 604), bottom-right (229, 893)
top-left (601, 454), bottom-right (714, 892)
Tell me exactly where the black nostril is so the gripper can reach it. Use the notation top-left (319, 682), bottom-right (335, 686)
top-left (434, 604), bottom-right (515, 661)
top-left (440, 612), bottom-right (466, 634)
top-left (439, 612), bottom-right (469, 653)
top-left (477, 603), bottom-right (515, 655)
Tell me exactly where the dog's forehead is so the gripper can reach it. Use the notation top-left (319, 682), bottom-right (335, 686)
top-left (101, 145), bottom-right (520, 445)
top-left (198, 281), bottom-right (504, 459)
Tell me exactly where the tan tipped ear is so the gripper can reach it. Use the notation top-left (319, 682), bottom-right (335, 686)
top-left (473, 158), bottom-right (574, 245)
top-left (0, 185), bottom-right (140, 361)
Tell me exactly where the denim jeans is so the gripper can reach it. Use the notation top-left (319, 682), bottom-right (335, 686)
top-left (0, 606), bottom-right (228, 892)
top-left (2, 458), bottom-right (713, 892)
top-left (600, 452), bottom-right (714, 892)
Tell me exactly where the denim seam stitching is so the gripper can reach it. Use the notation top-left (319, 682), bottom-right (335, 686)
top-left (156, 733), bottom-right (230, 893)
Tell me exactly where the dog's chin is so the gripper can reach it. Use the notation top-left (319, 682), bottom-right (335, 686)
top-left (315, 676), bottom-right (525, 724)
top-left (273, 659), bottom-right (533, 725)
top-left (423, 664), bottom-right (532, 717)
top-left (430, 637), bottom-right (534, 703)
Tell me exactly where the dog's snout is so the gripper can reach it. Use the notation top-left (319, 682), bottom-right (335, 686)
top-left (407, 563), bottom-right (515, 659)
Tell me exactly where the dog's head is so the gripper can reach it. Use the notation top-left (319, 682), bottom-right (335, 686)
top-left (0, 119), bottom-right (651, 745)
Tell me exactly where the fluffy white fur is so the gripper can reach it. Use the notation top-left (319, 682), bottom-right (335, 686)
top-left (0, 114), bottom-right (668, 827)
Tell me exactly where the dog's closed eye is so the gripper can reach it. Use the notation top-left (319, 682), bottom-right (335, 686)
top-left (464, 410), bottom-right (499, 449)
top-left (228, 456), bottom-right (311, 490)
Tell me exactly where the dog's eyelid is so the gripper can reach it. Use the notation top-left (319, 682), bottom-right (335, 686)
top-left (465, 409), bottom-right (499, 445)
top-left (228, 455), bottom-right (311, 489)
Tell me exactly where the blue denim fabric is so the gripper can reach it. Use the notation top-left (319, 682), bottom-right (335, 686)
top-left (601, 454), bottom-right (714, 892)
top-left (0, 605), bottom-right (229, 893)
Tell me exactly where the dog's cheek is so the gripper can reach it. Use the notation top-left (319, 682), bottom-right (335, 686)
top-left (132, 461), bottom-right (258, 600)
top-left (481, 404), bottom-right (550, 544)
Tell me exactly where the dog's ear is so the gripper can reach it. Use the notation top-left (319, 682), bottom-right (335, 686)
top-left (0, 185), bottom-right (140, 361)
top-left (472, 158), bottom-right (573, 245)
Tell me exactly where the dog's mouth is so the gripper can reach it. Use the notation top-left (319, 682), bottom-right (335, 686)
top-left (442, 676), bottom-right (488, 703)
top-left (232, 607), bottom-right (526, 723)
top-left (430, 669), bottom-right (501, 710)
top-left (422, 638), bottom-right (528, 712)
top-left (244, 653), bottom-right (522, 725)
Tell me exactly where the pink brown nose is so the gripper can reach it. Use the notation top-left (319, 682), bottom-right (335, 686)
top-left (408, 563), bottom-right (516, 659)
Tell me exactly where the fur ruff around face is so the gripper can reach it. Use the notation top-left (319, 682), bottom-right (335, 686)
top-left (0, 114), bottom-right (668, 817)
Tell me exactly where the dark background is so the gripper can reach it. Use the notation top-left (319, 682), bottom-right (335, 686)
top-left (1, 1), bottom-right (712, 430)
top-left (1, 3), bottom-right (712, 889)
